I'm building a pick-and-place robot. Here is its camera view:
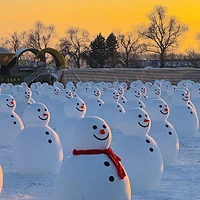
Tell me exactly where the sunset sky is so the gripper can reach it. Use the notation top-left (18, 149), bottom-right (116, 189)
top-left (1, 0), bottom-right (200, 52)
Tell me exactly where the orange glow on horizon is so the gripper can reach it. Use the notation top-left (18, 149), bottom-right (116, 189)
top-left (1, 0), bottom-right (200, 52)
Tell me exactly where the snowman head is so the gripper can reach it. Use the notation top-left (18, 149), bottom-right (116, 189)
top-left (119, 82), bottom-right (128, 90)
top-left (126, 87), bottom-right (141, 100)
top-left (177, 80), bottom-right (187, 88)
top-left (98, 102), bottom-right (125, 130)
top-left (53, 81), bottom-right (64, 90)
top-left (172, 88), bottom-right (189, 105)
top-left (186, 80), bottom-right (194, 89)
top-left (49, 87), bottom-right (60, 99)
top-left (167, 85), bottom-right (177, 96)
top-left (113, 81), bottom-right (119, 88)
top-left (72, 116), bottom-right (112, 150)
top-left (58, 89), bottom-right (73, 102)
top-left (64, 97), bottom-right (86, 118)
top-left (130, 81), bottom-right (138, 88)
top-left (144, 81), bottom-right (153, 90)
top-left (105, 82), bottom-right (113, 89)
top-left (101, 88), bottom-right (120, 103)
top-left (145, 98), bottom-right (169, 121)
top-left (154, 80), bottom-right (161, 88)
top-left (120, 108), bottom-right (151, 136)
top-left (30, 83), bottom-right (39, 91)
top-left (17, 88), bottom-right (32, 101)
top-left (20, 82), bottom-right (28, 88)
top-left (76, 81), bottom-right (83, 88)
top-left (138, 84), bottom-right (147, 95)
top-left (114, 85), bottom-right (124, 96)
top-left (0, 94), bottom-right (16, 112)
top-left (23, 102), bottom-right (50, 127)
top-left (87, 87), bottom-right (101, 100)
top-left (12, 85), bottom-right (22, 96)
top-left (147, 86), bottom-right (161, 98)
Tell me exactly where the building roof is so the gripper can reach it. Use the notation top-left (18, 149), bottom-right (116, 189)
top-left (0, 47), bottom-right (11, 54)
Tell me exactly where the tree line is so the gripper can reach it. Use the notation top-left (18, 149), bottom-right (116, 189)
top-left (1, 5), bottom-right (200, 68)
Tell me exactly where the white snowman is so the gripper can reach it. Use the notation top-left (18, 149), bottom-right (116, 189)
top-left (0, 94), bottom-right (24, 147)
top-left (15, 87), bottom-right (35, 119)
top-left (112, 108), bottom-right (163, 191)
top-left (56, 97), bottom-right (86, 155)
top-left (168, 88), bottom-right (199, 137)
top-left (101, 88), bottom-right (120, 103)
top-left (51, 88), bottom-right (73, 129)
top-left (53, 116), bottom-right (131, 200)
top-left (85, 87), bottom-right (104, 116)
top-left (145, 98), bottom-right (179, 165)
top-left (123, 87), bottom-right (145, 110)
top-left (12, 103), bottom-right (63, 174)
top-left (114, 85), bottom-right (127, 106)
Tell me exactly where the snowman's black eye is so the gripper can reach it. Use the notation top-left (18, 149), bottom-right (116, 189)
top-left (182, 94), bottom-right (184, 96)
top-left (77, 103), bottom-right (79, 106)
top-left (103, 125), bottom-right (106, 129)
top-left (113, 92), bottom-right (115, 95)
top-left (138, 114), bottom-right (142, 118)
top-left (37, 109), bottom-right (41, 112)
top-left (66, 92), bottom-right (68, 94)
top-left (44, 108), bottom-right (47, 111)
top-left (25, 92), bottom-right (27, 94)
top-left (6, 99), bottom-right (9, 101)
top-left (93, 125), bottom-right (97, 130)
top-left (135, 91), bottom-right (137, 93)
top-left (145, 114), bottom-right (147, 117)
top-left (159, 105), bottom-right (162, 108)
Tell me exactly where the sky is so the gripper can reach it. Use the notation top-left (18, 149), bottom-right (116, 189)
top-left (1, 0), bottom-right (200, 52)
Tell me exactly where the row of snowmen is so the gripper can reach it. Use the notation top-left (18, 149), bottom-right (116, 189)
top-left (0, 78), bottom-right (199, 200)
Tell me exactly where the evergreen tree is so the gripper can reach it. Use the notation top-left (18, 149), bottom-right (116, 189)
top-left (106, 32), bottom-right (119, 65)
top-left (89, 33), bottom-right (106, 68)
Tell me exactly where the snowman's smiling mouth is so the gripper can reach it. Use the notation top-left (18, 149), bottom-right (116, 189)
top-left (113, 96), bottom-right (118, 99)
top-left (38, 116), bottom-right (48, 120)
top-left (160, 110), bottom-right (168, 115)
top-left (25, 95), bottom-right (30, 99)
top-left (135, 95), bottom-right (140, 98)
top-left (182, 98), bottom-right (188, 101)
top-left (7, 104), bottom-right (14, 108)
top-left (94, 93), bottom-right (99, 97)
top-left (138, 122), bottom-right (149, 128)
top-left (155, 92), bottom-right (160, 95)
top-left (76, 107), bottom-right (84, 112)
top-left (93, 133), bottom-right (109, 141)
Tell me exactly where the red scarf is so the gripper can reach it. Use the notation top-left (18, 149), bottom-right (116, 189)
top-left (73, 148), bottom-right (126, 179)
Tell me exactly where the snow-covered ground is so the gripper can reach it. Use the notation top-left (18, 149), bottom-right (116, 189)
top-left (1, 132), bottom-right (200, 200)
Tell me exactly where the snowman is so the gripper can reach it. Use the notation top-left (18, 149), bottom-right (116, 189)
top-left (0, 165), bottom-right (2, 193)
top-left (85, 87), bottom-right (104, 116)
top-left (123, 87), bottom-right (145, 110)
top-left (112, 108), bottom-right (163, 191)
top-left (145, 98), bottom-right (179, 164)
top-left (56, 97), bottom-right (86, 155)
top-left (101, 88), bottom-right (120, 104)
top-left (98, 102), bottom-right (125, 133)
top-left (15, 87), bottom-right (35, 118)
top-left (12, 103), bottom-right (63, 174)
top-left (114, 85), bottom-right (127, 106)
top-left (168, 88), bottom-right (199, 137)
top-left (66, 81), bottom-right (77, 97)
top-left (50, 88), bottom-right (73, 129)
top-left (0, 94), bottom-right (24, 147)
top-left (53, 116), bottom-right (131, 200)
top-left (146, 85), bottom-right (162, 100)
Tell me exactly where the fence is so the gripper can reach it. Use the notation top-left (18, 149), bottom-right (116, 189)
top-left (60, 68), bottom-right (200, 85)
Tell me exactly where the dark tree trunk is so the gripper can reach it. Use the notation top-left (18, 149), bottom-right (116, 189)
top-left (160, 51), bottom-right (165, 68)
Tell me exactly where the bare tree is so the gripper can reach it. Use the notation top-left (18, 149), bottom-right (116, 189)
top-left (58, 27), bottom-right (90, 68)
top-left (26, 21), bottom-right (56, 50)
top-left (138, 5), bottom-right (188, 67)
top-left (0, 31), bottom-right (26, 52)
top-left (116, 31), bottom-right (143, 67)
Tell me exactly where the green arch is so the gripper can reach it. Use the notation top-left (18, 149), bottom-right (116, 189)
top-left (36, 48), bottom-right (66, 69)
top-left (112, 59), bottom-right (127, 68)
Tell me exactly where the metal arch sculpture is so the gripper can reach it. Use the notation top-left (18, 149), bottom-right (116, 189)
top-left (16, 48), bottom-right (46, 64)
top-left (112, 59), bottom-right (127, 68)
top-left (36, 47), bottom-right (66, 69)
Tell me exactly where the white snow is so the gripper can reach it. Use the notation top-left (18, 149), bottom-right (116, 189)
top-left (1, 131), bottom-right (200, 199)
